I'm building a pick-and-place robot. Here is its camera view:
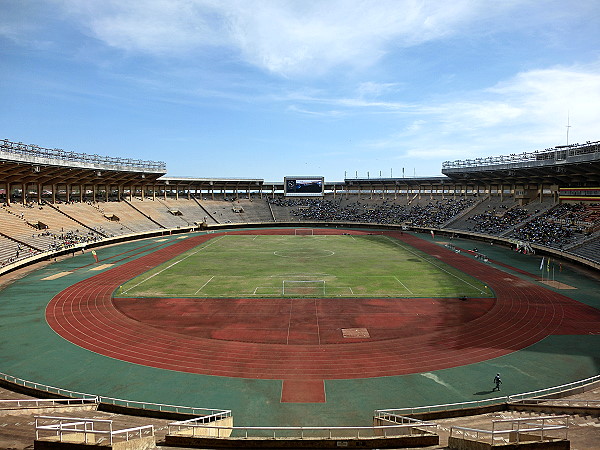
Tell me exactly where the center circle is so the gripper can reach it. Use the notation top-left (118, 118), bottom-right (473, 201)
top-left (273, 249), bottom-right (335, 258)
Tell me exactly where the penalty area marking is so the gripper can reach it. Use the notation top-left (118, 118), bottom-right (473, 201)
top-left (120, 236), bottom-right (225, 295)
top-left (253, 286), bottom-right (278, 295)
top-left (194, 275), bottom-right (215, 294)
top-left (394, 276), bottom-right (414, 295)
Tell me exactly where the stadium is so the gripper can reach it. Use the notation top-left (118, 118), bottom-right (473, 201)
top-left (1, 137), bottom-right (600, 449)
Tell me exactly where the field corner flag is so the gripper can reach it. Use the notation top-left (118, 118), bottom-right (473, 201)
top-left (91, 250), bottom-right (98, 263)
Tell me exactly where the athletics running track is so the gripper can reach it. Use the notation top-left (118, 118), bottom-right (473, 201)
top-left (45, 229), bottom-right (600, 403)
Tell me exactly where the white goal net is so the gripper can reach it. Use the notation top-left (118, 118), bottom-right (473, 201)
top-left (294, 229), bottom-right (314, 236)
top-left (282, 280), bottom-right (325, 296)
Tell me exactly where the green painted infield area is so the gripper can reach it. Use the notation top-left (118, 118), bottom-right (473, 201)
top-left (118, 234), bottom-right (493, 298)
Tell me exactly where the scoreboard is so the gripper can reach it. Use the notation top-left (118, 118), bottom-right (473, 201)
top-left (284, 177), bottom-right (324, 197)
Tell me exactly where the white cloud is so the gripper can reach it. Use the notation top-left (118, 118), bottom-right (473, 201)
top-left (51, 0), bottom-right (523, 76)
top-left (55, 0), bottom-right (225, 54)
top-left (487, 66), bottom-right (600, 137)
top-left (351, 62), bottom-right (600, 162)
top-left (286, 105), bottom-right (345, 117)
top-left (356, 82), bottom-right (402, 98)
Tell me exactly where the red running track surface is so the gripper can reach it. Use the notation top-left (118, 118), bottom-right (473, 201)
top-left (46, 230), bottom-right (600, 401)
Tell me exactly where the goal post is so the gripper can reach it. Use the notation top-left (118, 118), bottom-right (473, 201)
top-left (294, 228), bottom-right (314, 236)
top-left (282, 280), bottom-right (325, 296)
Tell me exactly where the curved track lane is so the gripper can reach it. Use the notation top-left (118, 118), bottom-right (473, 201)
top-left (46, 230), bottom-right (594, 381)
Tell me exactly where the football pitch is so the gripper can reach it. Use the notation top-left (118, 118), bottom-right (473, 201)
top-left (117, 234), bottom-right (493, 298)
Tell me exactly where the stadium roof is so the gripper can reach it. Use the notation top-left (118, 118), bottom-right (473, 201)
top-left (442, 141), bottom-right (600, 185)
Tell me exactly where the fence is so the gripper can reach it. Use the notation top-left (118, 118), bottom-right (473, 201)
top-left (167, 421), bottom-right (437, 439)
top-left (376, 396), bottom-right (508, 417)
top-left (0, 138), bottom-right (166, 172)
top-left (511, 398), bottom-right (600, 408)
top-left (0, 370), bottom-right (231, 419)
top-left (0, 371), bottom-right (96, 400)
top-left (97, 395), bottom-right (231, 417)
top-left (375, 374), bottom-right (600, 418)
top-left (508, 375), bottom-right (600, 402)
top-left (35, 416), bottom-right (154, 445)
top-left (0, 398), bottom-right (97, 408)
top-left (449, 415), bottom-right (569, 445)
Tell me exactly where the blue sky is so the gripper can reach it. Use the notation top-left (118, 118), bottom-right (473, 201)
top-left (1, 1), bottom-right (599, 182)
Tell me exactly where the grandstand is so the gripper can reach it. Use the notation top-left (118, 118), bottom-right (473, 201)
top-left (1, 137), bottom-right (600, 448)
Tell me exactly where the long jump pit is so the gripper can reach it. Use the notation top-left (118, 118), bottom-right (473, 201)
top-left (6, 228), bottom-right (600, 426)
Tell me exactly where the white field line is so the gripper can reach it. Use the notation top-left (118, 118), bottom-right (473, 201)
top-left (121, 236), bottom-right (224, 294)
top-left (383, 236), bottom-right (485, 295)
top-left (194, 275), bottom-right (215, 294)
top-left (394, 276), bottom-right (414, 295)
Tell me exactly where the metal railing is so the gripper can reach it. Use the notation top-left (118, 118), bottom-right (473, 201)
top-left (0, 138), bottom-right (166, 172)
top-left (376, 396), bottom-right (508, 417)
top-left (167, 421), bottom-right (437, 439)
top-left (0, 370), bottom-right (231, 418)
top-left (449, 415), bottom-right (569, 445)
top-left (35, 416), bottom-right (154, 445)
top-left (97, 395), bottom-right (231, 417)
top-left (0, 398), bottom-right (97, 408)
top-left (442, 140), bottom-right (600, 170)
top-left (376, 374), bottom-right (600, 418)
top-left (508, 375), bottom-right (600, 402)
top-left (511, 398), bottom-right (600, 408)
top-left (0, 371), bottom-right (97, 400)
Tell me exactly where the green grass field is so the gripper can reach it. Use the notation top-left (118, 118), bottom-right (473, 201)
top-left (117, 234), bottom-right (493, 298)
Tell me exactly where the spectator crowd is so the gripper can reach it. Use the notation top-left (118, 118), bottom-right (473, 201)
top-left (465, 205), bottom-right (533, 235)
top-left (268, 197), bottom-right (477, 227)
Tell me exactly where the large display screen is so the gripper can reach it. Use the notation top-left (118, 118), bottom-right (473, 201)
top-left (284, 177), bottom-right (324, 197)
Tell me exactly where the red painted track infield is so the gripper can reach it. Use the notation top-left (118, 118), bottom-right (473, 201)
top-left (46, 230), bottom-right (600, 403)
